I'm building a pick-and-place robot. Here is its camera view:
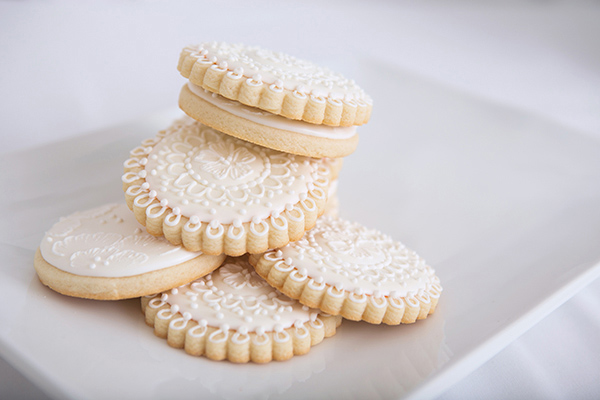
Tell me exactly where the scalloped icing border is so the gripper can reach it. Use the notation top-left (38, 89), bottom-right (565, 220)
top-left (121, 128), bottom-right (337, 256)
top-left (248, 253), bottom-right (442, 325)
top-left (178, 47), bottom-right (372, 127)
top-left (141, 295), bottom-right (342, 363)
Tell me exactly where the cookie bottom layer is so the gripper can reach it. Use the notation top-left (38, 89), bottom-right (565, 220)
top-left (34, 248), bottom-right (225, 300)
top-left (179, 84), bottom-right (359, 158)
top-left (141, 295), bottom-right (342, 363)
top-left (249, 254), bottom-right (441, 325)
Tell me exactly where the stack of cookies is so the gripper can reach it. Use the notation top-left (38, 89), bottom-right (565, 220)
top-left (34, 42), bottom-right (442, 364)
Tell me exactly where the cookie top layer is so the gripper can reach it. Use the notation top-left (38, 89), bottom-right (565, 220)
top-left (178, 42), bottom-right (372, 126)
top-left (190, 42), bottom-right (369, 100)
top-left (122, 117), bottom-right (335, 255)
top-left (123, 117), bottom-right (332, 226)
top-left (39, 203), bottom-right (202, 277)
top-left (159, 257), bottom-right (320, 333)
top-left (263, 216), bottom-right (438, 297)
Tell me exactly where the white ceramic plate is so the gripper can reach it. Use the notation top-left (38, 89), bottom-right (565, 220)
top-left (2, 62), bottom-right (600, 400)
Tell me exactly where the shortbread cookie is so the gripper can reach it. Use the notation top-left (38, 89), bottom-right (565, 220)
top-left (177, 42), bottom-right (372, 158)
top-left (34, 203), bottom-right (225, 300)
top-left (142, 256), bottom-right (342, 363)
top-left (178, 42), bottom-right (372, 126)
top-left (179, 84), bottom-right (359, 158)
top-left (122, 117), bottom-right (339, 256)
top-left (250, 217), bottom-right (442, 325)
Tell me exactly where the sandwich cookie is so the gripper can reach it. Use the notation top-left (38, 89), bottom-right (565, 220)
top-left (142, 256), bottom-right (342, 363)
top-left (34, 203), bottom-right (225, 300)
top-left (122, 117), bottom-right (339, 256)
top-left (250, 216), bottom-right (442, 325)
top-left (178, 42), bottom-right (372, 158)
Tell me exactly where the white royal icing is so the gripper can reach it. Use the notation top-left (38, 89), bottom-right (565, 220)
top-left (40, 203), bottom-right (202, 277)
top-left (159, 258), bottom-right (320, 334)
top-left (185, 42), bottom-right (372, 102)
top-left (323, 179), bottom-right (339, 218)
top-left (138, 117), bottom-right (330, 225)
top-left (187, 83), bottom-right (357, 140)
top-left (269, 216), bottom-right (438, 297)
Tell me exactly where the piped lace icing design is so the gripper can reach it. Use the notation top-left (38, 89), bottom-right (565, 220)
top-left (158, 258), bottom-right (319, 333)
top-left (268, 216), bottom-right (438, 297)
top-left (187, 83), bottom-right (357, 139)
top-left (125, 117), bottom-right (331, 225)
top-left (40, 204), bottom-right (202, 277)
top-left (178, 42), bottom-right (372, 126)
top-left (184, 42), bottom-right (370, 101)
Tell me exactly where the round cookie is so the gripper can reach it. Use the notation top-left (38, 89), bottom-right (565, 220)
top-left (35, 203), bottom-right (226, 300)
top-left (177, 42), bottom-right (372, 158)
top-left (122, 117), bottom-right (340, 256)
top-left (178, 42), bottom-right (372, 126)
top-left (142, 256), bottom-right (342, 363)
top-left (249, 216), bottom-right (442, 325)
top-left (179, 83), bottom-right (359, 158)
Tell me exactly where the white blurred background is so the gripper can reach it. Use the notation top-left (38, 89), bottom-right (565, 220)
top-left (1, 1), bottom-right (599, 399)
top-left (2, 1), bottom-right (599, 152)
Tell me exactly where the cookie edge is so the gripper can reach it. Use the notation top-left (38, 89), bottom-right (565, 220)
top-left (179, 84), bottom-right (359, 158)
top-left (34, 248), bottom-right (226, 300)
top-left (141, 293), bottom-right (342, 363)
top-left (248, 253), bottom-right (442, 325)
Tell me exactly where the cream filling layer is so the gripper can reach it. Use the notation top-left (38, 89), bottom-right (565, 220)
top-left (187, 82), bottom-right (357, 140)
